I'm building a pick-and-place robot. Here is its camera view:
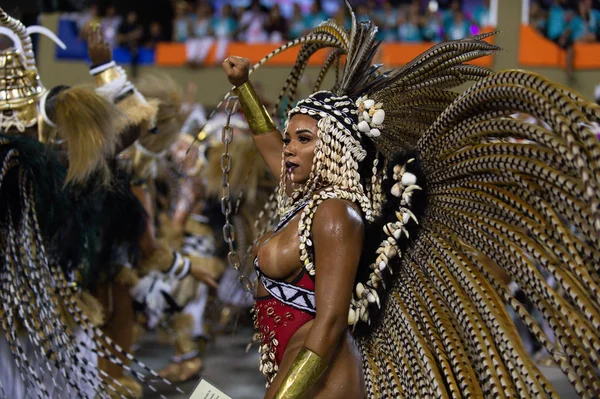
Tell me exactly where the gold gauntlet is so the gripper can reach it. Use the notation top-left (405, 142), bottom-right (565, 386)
top-left (233, 81), bottom-right (276, 135)
top-left (273, 347), bottom-right (328, 399)
top-left (94, 66), bottom-right (124, 87)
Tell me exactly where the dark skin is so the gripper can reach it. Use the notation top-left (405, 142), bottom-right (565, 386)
top-left (224, 56), bottom-right (365, 398)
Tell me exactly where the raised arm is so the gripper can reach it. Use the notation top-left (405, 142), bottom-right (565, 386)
top-left (273, 199), bottom-right (364, 398)
top-left (222, 56), bottom-right (284, 179)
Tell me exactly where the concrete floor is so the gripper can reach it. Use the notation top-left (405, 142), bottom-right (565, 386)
top-left (137, 328), bottom-right (580, 399)
top-left (138, 327), bottom-right (265, 399)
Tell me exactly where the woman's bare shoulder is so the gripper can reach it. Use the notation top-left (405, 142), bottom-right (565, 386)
top-left (312, 198), bottom-right (364, 240)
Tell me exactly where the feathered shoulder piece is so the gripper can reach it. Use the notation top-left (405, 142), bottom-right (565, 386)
top-left (356, 73), bottom-right (600, 398)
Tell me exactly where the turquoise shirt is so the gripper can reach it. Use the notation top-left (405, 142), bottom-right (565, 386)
top-left (306, 11), bottom-right (328, 30)
top-left (570, 10), bottom-right (600, 40)
top-left (472, 5), bottom-right (490, 26)
top-left (174, 18), bottom-right (190, 42)
top-left (193, 18), bottom-right (211, 37)
top-left (423, 15), bottom-right (443, 42)
top-left (547, 4), bottom-right (567, 40)
top-left (398, 22), bottom-right (423, 42)
top-left (289, 19), bottom-right (307, 39)
top-left (447, 20), bottom-right (470, 40)
top-left (374, 9), bottom-right (398, 41)
top-left (213, 17), bottom-right (237, 38)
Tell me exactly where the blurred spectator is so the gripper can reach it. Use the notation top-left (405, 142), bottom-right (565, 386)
top-left (546, 0), bottom-right (569, 42)
top-left (118, 11), bottom-right (144, 76)
top-left (305, 1), bottom-right (328, 30)
top-left (442, 0), bottom-right (461, 32)
top-left (332, 6), bottom-right (351, 31)
top-left (172, 1), bottom-right (191, 43)
top-left (238, 0), bottom-right (268, 43)
top-left (356, 3), bottom-right (371, 24)
top-left (397, 4), bottom-right (423, 42)
top-left (145, 21), bottom-right (166, 48)
top-left (374, 1), bottom-right (399, 41)
top-left (422, 3), bottom-right (444, 42)
top-left (213, 5), bottom-right (237, 63)
top-left (530, 1), bottom-right (547, 36)
top-left (472, 0), bottom-right (490, 28)
top-left (214, 4), bottom-right (238, 39)
top-left (193, 3), bottom-right (214, 39)
top-left (445, 9), bottom-right (470, 40)
top-left (77, 3), bottom-right (100, 39)
top-left (186, 3), bottom-right (214, 66)
top-left (570, 0), bottom-right (600, 43)
top-left (288, 3), bottom-right (308, 39)
top-left (100, 4), bottom-right (121, 49)
top-left (547, 0), bottom-right (574, 79)
top-left (265, 5), bottom-right (288, 42)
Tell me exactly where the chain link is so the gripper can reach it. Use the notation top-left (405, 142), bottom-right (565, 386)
top-left (220, 96), bottom-right (254, 293)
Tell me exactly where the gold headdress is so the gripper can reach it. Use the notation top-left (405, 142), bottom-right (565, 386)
top-left (0, 7), bottom-right (66, 133)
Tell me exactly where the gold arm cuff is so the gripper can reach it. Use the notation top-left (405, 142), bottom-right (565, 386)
top-left (233, 81), bottom-right (276, 135)
top-left (94, 66), bottom-right (124, 87)
top-left (273, 347), bottom-right (328, 399)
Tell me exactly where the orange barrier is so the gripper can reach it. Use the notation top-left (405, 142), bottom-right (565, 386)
top-left (155, 28), bottom-right (496, 68)
top-left (518, 25), bottom-right (600, 69)
top-left (155, 43), bottom-right (187, 66)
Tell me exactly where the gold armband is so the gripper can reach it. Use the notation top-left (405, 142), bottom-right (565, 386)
top-left (233, 81), bottom-right (276, 135)
top-left (273, 347), bottom-right (328, 399)
top-left (94, 66), bottom-right (124, 87)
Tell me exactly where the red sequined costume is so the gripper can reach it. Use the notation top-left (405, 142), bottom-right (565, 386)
top-left (252, 203), bottom-right (316, 383)
top-left (254, 261), bottom-right (316, 365)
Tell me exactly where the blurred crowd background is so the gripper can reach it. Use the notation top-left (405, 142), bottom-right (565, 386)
top-left (66, 0), bottom-right (491, 48)
top-left (530, 0), bottom-right (600, 44)
top-left (2, 0), bottom-right (599, 105)
top-left (528, 0), bottom-right (600, 79)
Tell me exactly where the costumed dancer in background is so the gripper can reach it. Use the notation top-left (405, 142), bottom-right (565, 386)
top-left (220, 2), bottom-right (600, 397)
top-left (0, 8), bottom-right (170, 399)
top-left (154, 104), bottom-right (275, 383)
top-left (81, 26), bottom-right (160, 399)
top-left (85, 28), bottom-right (219, 396)
top-left (155, 131), bottom-right (222, 383)
top-left (200, 104), bottom-right (273, 321)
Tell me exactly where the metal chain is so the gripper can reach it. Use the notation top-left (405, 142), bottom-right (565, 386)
top-left (220, 96), bottom-right (254, 293)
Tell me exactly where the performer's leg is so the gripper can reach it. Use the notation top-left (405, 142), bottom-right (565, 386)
top-left (94, 281), bottom-right (142, 399)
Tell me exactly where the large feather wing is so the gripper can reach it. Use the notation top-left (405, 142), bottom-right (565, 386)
top-left (359, 70), bottom-right (600, 398)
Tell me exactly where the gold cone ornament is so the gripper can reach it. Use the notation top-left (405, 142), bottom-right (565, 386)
top-left (0, 7), bottom-right (44, 132)
top-left (0, 7), bottom-right (66, 133)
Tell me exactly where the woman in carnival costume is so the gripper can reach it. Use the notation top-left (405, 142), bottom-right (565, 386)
top-left (220, 2), bottom-right (600, 398)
